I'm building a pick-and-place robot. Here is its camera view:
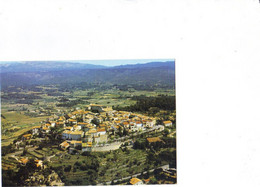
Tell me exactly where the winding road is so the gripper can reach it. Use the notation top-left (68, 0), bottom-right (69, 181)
top-left (97, 164), bottom-right (175, 185)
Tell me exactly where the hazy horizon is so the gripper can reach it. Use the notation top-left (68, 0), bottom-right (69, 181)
top-left (0, 59), bottom-right (174, 67)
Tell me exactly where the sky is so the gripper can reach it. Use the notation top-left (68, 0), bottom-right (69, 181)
top-left (0, 59), bottom-right (174, 66)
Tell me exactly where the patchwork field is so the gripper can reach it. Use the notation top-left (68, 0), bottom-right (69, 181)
top-left (1, 110), bottom-right (51, 146)
top-left (72, 89), bottom-right (174, 108)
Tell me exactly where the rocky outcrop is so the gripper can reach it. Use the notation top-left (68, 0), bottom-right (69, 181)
top-left (24, 170), bottom-right (64, 186)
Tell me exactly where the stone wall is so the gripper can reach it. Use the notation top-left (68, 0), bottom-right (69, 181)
top-left (92, 142), bottom-right (121, 152)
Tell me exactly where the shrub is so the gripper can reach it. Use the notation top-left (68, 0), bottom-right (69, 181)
top-left (22, 148), bottom-right (27, 156)
top-left (80, 165), bottom-right (87, 171)
top-left (64, 165), bottom-right (72, 172)
top-left (74, 161), bottom-right (82, 167)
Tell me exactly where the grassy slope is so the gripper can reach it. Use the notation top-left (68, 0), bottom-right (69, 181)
top-left (48, 148), bottom-right (148, 185)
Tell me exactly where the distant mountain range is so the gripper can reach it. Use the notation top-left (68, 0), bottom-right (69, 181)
top-left (0, 61), bottom-right (175, 88)
top-left (0, 61), bottom-right (106, 73)
top-left (111, 61), bottom-right (175, 69)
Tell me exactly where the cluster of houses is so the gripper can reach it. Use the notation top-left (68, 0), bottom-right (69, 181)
top-left (19, 157), bottom-right (44, 169)
top-left (21, 104), bottom-right (173, 154)
top-left (57, 105), bottom-right (160, 154)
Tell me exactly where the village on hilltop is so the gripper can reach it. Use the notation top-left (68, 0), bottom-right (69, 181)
top-left (4, 103), bottom-right (175, 186)
top-left (1, 60), bottom-right (176, 186)
top-left (20, 104), bottom-right (172, 155)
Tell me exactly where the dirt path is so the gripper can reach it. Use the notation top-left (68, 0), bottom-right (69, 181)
top-left (6, 146), bottom-right (38, 159)
top-left (46, 154), bottom-right (56, 162)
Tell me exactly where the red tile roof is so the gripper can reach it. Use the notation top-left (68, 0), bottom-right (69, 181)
top-left (130, 178), bottom-right (142, 185)
top-left (147, 137), bottom-right (162, 143)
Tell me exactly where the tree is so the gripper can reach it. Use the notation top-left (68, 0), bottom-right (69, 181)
top-left (16, 158), bottom-right (37, 185)
top-left (80, 165), bottom-right (88, 171)
top-left (116, 172), bottom-right (122, 178)
top-left (149, 177), bottom-right (158, 184)
top-left (43, 160), bottom-right (49, 166)
top-left (100, 169), bottom-right (106, 176)
top-left (118, 126), bottom-right (123, 137)
top-left (75, 145), bottom-right (82, 150)
top-left (123, 128), bottom-right (129, 136)
top-left (159, 150), bottom-right (176, 168)
top-left (74, 161), bottom-right (82, 167)
top-left (72, 179), bottom-right (82, 185)
top-left (156, 119), bottom-right (163, 125)
top-left (82, 151), bottom-right (91, 156)
top-left (22, 148), bottom-right (27, 156)
top-left (113, 152), bottom-right (119, 162)
top-left (111, 129), bottom-right (115, 135)
top-left (154, 168), bottom-right (164, 180)
top-left (2, 169), bottom-right (17, 186)
top-left (124, 147), bottom-right (130, 154)
top-left (128, 167), bottom-right (134, 174)
top-left (91, 118), bottom-right (100, 125)
top-left (148, 107), bottom-right (160, 116)
top-left (133, 140), bottom-right (146, 150)
top-left (163, 129), bottom-right (170, 136)
top-left (72, 149), bottom-right (78, 155)
top-left (129, 115), bottom-right (135, 119)
top-left (37, 142), bottom-right (44, 150)
top-left (76, 116), bottom-right (83, 122)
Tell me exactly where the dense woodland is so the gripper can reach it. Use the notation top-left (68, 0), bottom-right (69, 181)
top-left (113, 95), bottom-right (176, 112)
